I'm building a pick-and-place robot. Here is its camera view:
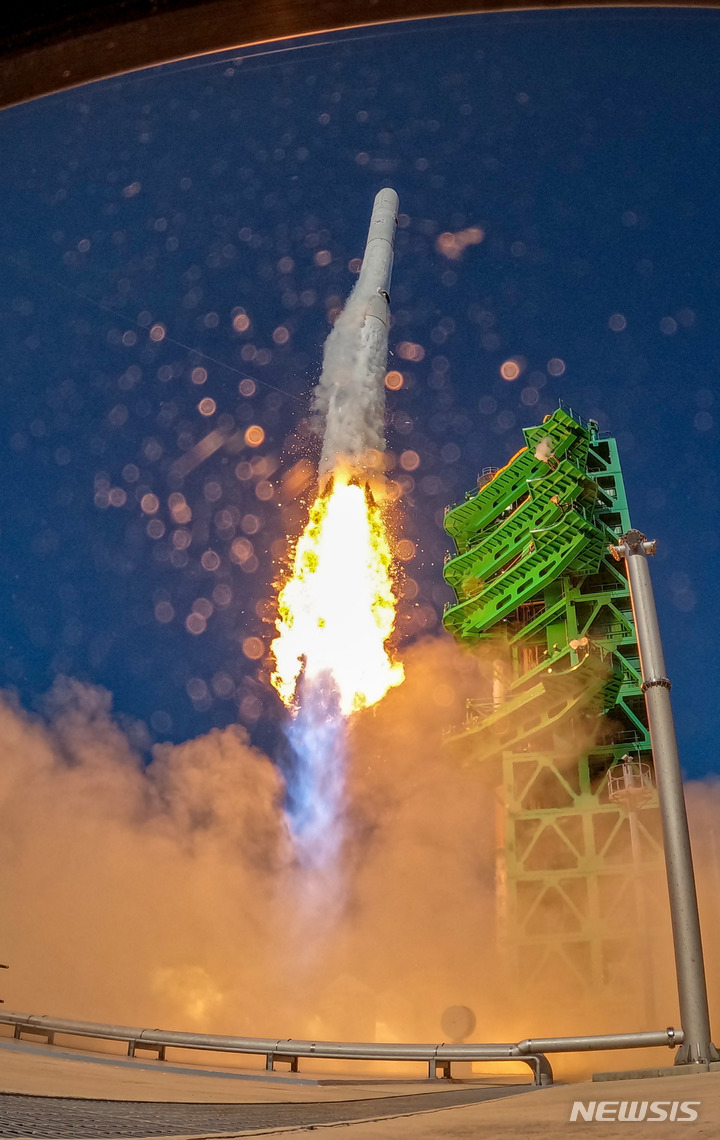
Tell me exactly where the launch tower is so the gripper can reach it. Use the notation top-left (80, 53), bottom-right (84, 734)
top-left (443, 404), bottom-right (663, 1009)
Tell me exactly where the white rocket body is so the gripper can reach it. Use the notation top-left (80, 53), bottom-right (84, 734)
top-left (357, 187), bottom-right (399, 331)
top-left (314, 188), bottom-right (399, 477)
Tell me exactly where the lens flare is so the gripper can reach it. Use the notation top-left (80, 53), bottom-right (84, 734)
top-left (271, 471), bottom-right (404, 718)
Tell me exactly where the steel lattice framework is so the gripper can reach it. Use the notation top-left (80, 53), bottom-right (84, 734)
top-left (443, 404), bottom-right (664, 1005)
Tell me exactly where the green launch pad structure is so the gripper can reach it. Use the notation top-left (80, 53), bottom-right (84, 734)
top-left (443, 404), bottom-right (663, 1005)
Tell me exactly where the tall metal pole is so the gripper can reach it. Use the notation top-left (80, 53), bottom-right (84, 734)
top-left (610, 529), bottom-right (717, 1064)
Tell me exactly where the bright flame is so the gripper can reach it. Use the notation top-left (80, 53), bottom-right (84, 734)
top-left (271, 471), bottom-right (404, 716)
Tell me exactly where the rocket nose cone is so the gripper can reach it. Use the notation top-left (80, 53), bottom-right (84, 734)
top-left (373, 187), bottom-right (399, 215)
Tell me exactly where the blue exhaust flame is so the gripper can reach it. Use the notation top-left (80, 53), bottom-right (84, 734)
top-left (284, 673), bottom-right (346, 871)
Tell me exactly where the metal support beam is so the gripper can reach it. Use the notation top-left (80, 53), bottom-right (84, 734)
top-left (611, 530), bottom-right (718, 1064)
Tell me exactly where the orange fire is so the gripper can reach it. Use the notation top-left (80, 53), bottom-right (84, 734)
top-left (271, 470), bottom-right (404, 717)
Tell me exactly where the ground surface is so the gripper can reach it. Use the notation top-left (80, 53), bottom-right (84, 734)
top-left (0, 1086), bottom-right (530, 1138)
top-left (0, 1036), bottom-right (719, 1138)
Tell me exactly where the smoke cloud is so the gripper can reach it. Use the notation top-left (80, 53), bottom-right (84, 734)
top-left (0, 646), bottom-right (493, 1046)
top-left (1, 646), bottom-right (720, 1080)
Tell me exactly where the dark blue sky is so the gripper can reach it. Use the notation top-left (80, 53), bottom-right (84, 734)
top-left (1, 8), bottom-right (719, 775)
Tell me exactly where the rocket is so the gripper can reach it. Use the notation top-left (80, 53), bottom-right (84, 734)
top-left (358, 187), bottom-right (399, 332)
top-left (314, 187), bottom-right (399, 479)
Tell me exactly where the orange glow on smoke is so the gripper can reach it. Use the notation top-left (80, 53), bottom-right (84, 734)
top-left (271, 470), bottom-right (404, 717)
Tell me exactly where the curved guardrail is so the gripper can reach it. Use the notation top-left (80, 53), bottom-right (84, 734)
top-left (0, 1010), bottom-right (685, 1087)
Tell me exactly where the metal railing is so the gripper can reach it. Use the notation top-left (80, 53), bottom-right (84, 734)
top-left (0, 1011), bottom-right (684, 1087)
top-left (557, 399), bottom-right (596, 433)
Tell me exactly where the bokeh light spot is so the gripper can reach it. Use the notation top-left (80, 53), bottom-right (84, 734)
top-left (203, 481), bottom-right (222, 502)
top-left (441, 442), bottom-right (461, 463)
top-left (213, 584), bottom-right (232, 606)
top-left (108, 404), bottom-right (128, 427)
top-left (150, 710), bottom-right (172, 733)
top-left (231, 538), bottom-right (254, 564)
top-left (402, 578), bottom-right (419, 600)
top-left (242, 636), bottom-right (264, 660)
top-left (140, 493), bottom-right (159, 514)
top-left (240, 694), bottom-right (262, 721)
top-left (154, 601), bottom-right (174, 623)
top-left (212, 672), bottom-right (235, 698)
top-left (169, 493), bottom-right (192, 524)
top-left (397, 341), bottom-right (426, 362)
top-left (186, 677), bottom-right (208, 701)
top-left (435, 227), bottom-right (484, 260)
top-left (201, 550), bottom-right (221, 571)
top-left (172, 528), bottom-right (191, 550)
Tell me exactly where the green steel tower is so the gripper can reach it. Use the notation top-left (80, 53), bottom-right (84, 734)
top-left (443, 404), bottom-right (664, 1009)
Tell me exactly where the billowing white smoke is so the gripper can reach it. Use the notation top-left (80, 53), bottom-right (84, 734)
top-left (311, 187), bottom-right (398, 476)
top-left (312, 275), bottom-right (390, 475)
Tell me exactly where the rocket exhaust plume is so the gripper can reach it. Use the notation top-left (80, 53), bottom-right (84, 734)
top-left (271, 189), bottom-right (404, 869)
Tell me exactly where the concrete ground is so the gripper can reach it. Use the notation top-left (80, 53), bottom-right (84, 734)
top-left (311, 1072), bottom-right (719, 1140)
top-left (0, 1036), bottom-right (718, 1139)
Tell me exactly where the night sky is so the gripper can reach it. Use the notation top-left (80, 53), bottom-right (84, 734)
top-left (1, 8), bottom-right (720, 776)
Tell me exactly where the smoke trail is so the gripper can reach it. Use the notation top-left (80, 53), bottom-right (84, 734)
top-left (312, 187), bottom-right (398, 477)
top-left (312, 275), bottom-right (389, 476)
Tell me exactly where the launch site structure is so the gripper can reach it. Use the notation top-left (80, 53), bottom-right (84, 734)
top-left (443, 404), bottom-right (664, 1007)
